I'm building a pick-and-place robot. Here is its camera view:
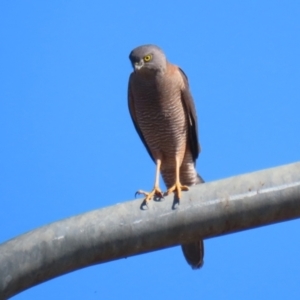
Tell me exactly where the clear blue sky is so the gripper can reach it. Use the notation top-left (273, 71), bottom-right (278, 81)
top-left (1, 1), bottom-right (300, 299)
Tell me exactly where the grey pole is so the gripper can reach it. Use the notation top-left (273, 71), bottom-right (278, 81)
top-left (1, 162), bottom-right (300, 299)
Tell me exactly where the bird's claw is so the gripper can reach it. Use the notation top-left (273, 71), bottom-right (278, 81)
top-left (135, 187), bottom-right (164, 202)
top-left (166, 183), bottom-right (189, 200)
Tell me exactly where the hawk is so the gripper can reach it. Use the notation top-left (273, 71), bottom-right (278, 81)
top-left (128, 44), bottom-right (204, 269)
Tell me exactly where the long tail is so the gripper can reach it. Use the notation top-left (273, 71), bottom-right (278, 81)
top-left (181, 174), bottom-right (205, 269)
top-left (181, 239), bottom-right (204, 269)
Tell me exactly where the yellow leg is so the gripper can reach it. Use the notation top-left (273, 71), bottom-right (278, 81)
top-left (166, 157), bottom-right (189, 199)
top-left (136, 159), bottom-right (163, 202)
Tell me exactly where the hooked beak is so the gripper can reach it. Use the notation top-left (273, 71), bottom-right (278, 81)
top-left (133, 59), bottom-right (144, 71)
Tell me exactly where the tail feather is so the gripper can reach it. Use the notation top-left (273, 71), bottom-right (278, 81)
top-left (196, 173), bottom-right (205, 184)
top-left (181, 239), bottom-right (204, 269)
top-left (181, 173), bottom-right (205, 269)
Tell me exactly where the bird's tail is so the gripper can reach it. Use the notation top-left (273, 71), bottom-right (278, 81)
top-left (181, 239), bottom-right (204, 269)
top-left (181, 173), bottom-right (205, 269)
top-left (196, 173), bottom-right (205, 184)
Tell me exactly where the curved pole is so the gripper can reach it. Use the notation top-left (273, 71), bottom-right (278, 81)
top-left (1, 162), bottom-right (300, 299)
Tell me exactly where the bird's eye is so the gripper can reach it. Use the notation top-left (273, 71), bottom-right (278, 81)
top-left (143, 55), bottom-right (152, 62)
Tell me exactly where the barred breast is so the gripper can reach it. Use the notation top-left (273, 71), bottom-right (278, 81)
top-left (130, 65), bottom-right (199, 189)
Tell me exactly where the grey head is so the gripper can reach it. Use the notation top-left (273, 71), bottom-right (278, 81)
top-left (129, 44), bottom-right (167, 73)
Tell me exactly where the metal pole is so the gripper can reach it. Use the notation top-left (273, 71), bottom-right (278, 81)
top-left (1, 162), bottom-right (300, 299)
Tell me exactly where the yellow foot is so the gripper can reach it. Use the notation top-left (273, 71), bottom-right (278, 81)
top-left (166, 183), bottom-right (189, 199)
top-left (135, 187), bottom-right (164, 202)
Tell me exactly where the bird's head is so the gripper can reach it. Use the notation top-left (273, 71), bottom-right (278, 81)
top-left (129, 44), bottom-right (167, 73)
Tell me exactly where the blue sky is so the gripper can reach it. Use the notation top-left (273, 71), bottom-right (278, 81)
top-left (1, 1), bottom-right (300, 299)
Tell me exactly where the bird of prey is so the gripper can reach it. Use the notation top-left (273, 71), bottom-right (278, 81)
top-left (128, 44), bottom-right (204, 269)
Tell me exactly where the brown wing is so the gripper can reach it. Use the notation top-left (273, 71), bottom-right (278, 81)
top-left (128, 74), bottom-right (155, 163)
top-left (179, 67), bottom-right (201, 161)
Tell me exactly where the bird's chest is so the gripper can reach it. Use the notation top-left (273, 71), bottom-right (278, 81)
top-left (133, 79), bottom-right (185, 127)
top-left (132, 77), bottom-right (188, 155)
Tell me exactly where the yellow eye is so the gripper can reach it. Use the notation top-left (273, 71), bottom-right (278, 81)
top-left (143, 55), bottom-right (152, 62)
